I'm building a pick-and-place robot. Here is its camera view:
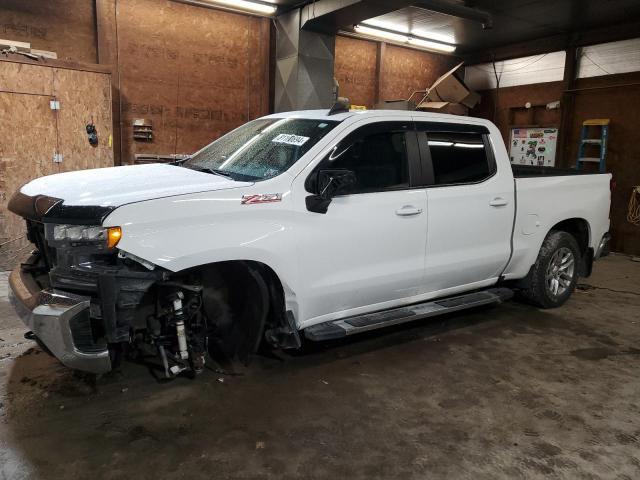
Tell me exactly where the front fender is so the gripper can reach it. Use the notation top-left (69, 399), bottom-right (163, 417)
top-left (102, 186), bottom-right (300, 314)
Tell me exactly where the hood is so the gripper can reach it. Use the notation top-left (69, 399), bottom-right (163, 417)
top-left (21, 163), bottom-right (250, 206)
top-left (11, 163), bottom-right (251, 224)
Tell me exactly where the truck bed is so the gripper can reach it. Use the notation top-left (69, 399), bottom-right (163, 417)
top-left (503, 170), bottom-right (612, 281)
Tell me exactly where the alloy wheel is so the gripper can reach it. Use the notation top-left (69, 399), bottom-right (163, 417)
top-left (545, 247), bottom-right (575, 297)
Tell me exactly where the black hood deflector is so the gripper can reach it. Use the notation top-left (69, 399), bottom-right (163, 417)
top-left (8, 191), bottom-right (116, 225)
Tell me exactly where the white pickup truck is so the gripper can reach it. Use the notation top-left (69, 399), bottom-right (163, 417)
top-left (8, 108), bottom-right (611, 377)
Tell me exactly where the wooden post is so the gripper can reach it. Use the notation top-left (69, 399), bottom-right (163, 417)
top-left (374, 41), bottom-right (386, 105)
top-left (95, 0), bottom-right (122, 165)
top-left (558, 45), bottom-right (579, 168)
top-left (260, 17), bottom-right (271, 117)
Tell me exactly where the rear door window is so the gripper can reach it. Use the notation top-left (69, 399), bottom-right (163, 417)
top-left (414, 124), bottom-right (495, 186)
top-left (427, 132), bottom-right (491, 185)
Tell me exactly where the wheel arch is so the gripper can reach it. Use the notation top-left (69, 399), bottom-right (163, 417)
top-left (548, 217), bottom-right (593, 276)
top-left (509, 217), bottom-right (592, 289)
top-left (548, 217), bottom-right (591, 258)
top-left (173, 259), bottom-right (297, 356)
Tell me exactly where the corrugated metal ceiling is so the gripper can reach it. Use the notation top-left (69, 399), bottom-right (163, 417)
top-left (355, 0), bottom-right (640, 54)
top-left (362, 7), bottom-right (458, 45)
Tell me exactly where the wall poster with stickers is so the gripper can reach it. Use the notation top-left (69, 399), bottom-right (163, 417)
top-left (509, 127), bottom-right (559, 167)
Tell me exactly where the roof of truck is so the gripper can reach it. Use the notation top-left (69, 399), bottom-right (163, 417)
top-left (264, 109), bottom-right (492, 126)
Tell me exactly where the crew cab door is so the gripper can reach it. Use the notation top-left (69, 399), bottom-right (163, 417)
top-left (294, 119), bottom-right (428, 326)
top-left (415, 122), bottom-right (515, 293)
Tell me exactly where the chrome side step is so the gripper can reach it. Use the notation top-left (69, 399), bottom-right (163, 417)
top-left (303, 287), bottom-right (513, 341)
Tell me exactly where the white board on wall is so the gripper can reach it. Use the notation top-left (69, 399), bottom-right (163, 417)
top-left (509, 127), bottom-right (559, 167)
top-left (464, 51), bottom-right (566, 90)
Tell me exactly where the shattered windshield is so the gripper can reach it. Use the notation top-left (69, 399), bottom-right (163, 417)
top-left (183, 118), bottom-right (339, 181)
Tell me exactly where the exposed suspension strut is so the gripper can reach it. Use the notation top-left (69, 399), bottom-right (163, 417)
top-left (152, 284), bottom-right (207, 379)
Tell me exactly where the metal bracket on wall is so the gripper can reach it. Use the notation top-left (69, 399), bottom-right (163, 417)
top-left (49, 100), bottom-right (60, 110)
top-left (53, 153), bottom-right (63, 163)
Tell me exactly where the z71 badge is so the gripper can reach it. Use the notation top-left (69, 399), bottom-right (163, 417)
top-left (241, 193), bottom-right (283, 205)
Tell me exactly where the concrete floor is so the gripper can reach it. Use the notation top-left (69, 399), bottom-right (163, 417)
top-left (0, 254), bottom-right (639, 479)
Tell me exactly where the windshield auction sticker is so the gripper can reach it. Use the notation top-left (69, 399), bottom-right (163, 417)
top-left (272, 134), bottom-right (310, 146)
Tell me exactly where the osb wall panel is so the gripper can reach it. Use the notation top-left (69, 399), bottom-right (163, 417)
top-left (471, 73), bottom-right (640, 255)
top-left (334, 36), bottom-right (377, 108)
top-left (471, 81), bottom-right (564, 145)
top-left (0, 93), bottom-right (58, 269)
top-left (96, 0), bottom-right (123, 165)
top-left (0, 0), bottom-right (97, 63)
top-left (53, 68), bottom-right (114, 172)
top-left (0, 62), bottom-right (113, 269)
top-left (567, 72), bottom-right (640, 255)
top-left (380, 45), bottom-right (458, 102)
top-left (116, 0), bottom-right (270, 163)
top-left (0, 61), bottom-right (53, 96)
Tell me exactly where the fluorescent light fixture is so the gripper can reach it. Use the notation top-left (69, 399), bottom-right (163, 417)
top-left (362, 19), bottom-right (410, 34)
top-left (408, 37), bottom-right (456, 53)
top-left (354, 24), bottom-right (409, 43)
top-left (363, 19), bottom-right (456, 45)
top-left (209, 0), bottom-right (276, 14)
top-left (412, 29), bottom-right (456, 45)
top-left (428, 141), bottom-right (454, 147)
top-left (355, 23), bottom-right (456, 53)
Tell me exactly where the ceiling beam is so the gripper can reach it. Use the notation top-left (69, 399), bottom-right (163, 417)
top-left (300, 0), bottom-right (415, 34)
top-left (462, 20), bottom-right (640, 64)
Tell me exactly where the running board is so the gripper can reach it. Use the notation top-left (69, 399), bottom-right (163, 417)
top-left (303, 288), bottom-right (513, 341)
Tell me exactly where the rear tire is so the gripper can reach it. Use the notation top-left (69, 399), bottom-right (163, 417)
top-left (517, 230), bottom-right (580, 308)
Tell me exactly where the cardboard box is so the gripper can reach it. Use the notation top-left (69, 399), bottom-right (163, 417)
top-left (375, 62), bottom-right (479, 114)
top-left (417, 101), bottom-right (469, 116)
top-left (31, 49), bottom-right (58, 59)
top-left (426, 62), bottom-right (480, 109)
top-left (0, 39), bottom-right (30, 52)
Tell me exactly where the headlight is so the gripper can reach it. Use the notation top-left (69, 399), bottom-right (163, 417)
top-left (50, 224), bottom-right (122, 249)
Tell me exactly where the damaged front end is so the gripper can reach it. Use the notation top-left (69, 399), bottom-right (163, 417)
top-left (8, 193), bottom-right (263, 378)
top-left (10, 217), bottom-right (167, 374)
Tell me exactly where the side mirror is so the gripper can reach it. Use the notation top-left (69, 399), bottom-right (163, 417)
top-left (306, 169), bottom-right (357, 214)
top-left (318, 169), bottom-right (356, 198)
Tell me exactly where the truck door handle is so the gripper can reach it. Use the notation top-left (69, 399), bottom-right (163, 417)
top-left (489, 197), bottom-right (508, 207)
top-left (396, 205), bottom-right (423, 216)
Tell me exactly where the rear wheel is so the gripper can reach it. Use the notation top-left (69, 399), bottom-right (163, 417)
top-left (518, 231), bottom-right (580, 308)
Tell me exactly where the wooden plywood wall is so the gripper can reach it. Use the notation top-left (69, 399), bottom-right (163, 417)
top-left (0, 0), bottom-right (271, 164)
top-left (334, 36), bottom-right (378, 108)
top-left (0, 60), bottom-right (113, 269)
top-left (334, 35), bottom-right (460, 108)
top-left (471, 71), bottom-right (640, 255)
top-left (0, 0), bottom-right (98, 63)
top-left (567, 73), bottom-right (640, 255)
top-left (471, 81), bottom-right (565, 144)
top-left (0, 92), bottom-right (58, 268)
top-left (53, 68), bottom-right (114, 172)
top-left (380, 44), bottom-right (458, 101)
top-left (115, 0), bottom-right (270, 162)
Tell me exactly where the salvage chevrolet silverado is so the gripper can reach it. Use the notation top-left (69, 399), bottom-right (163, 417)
top-left (8, 109), bottom-right (611, 376)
